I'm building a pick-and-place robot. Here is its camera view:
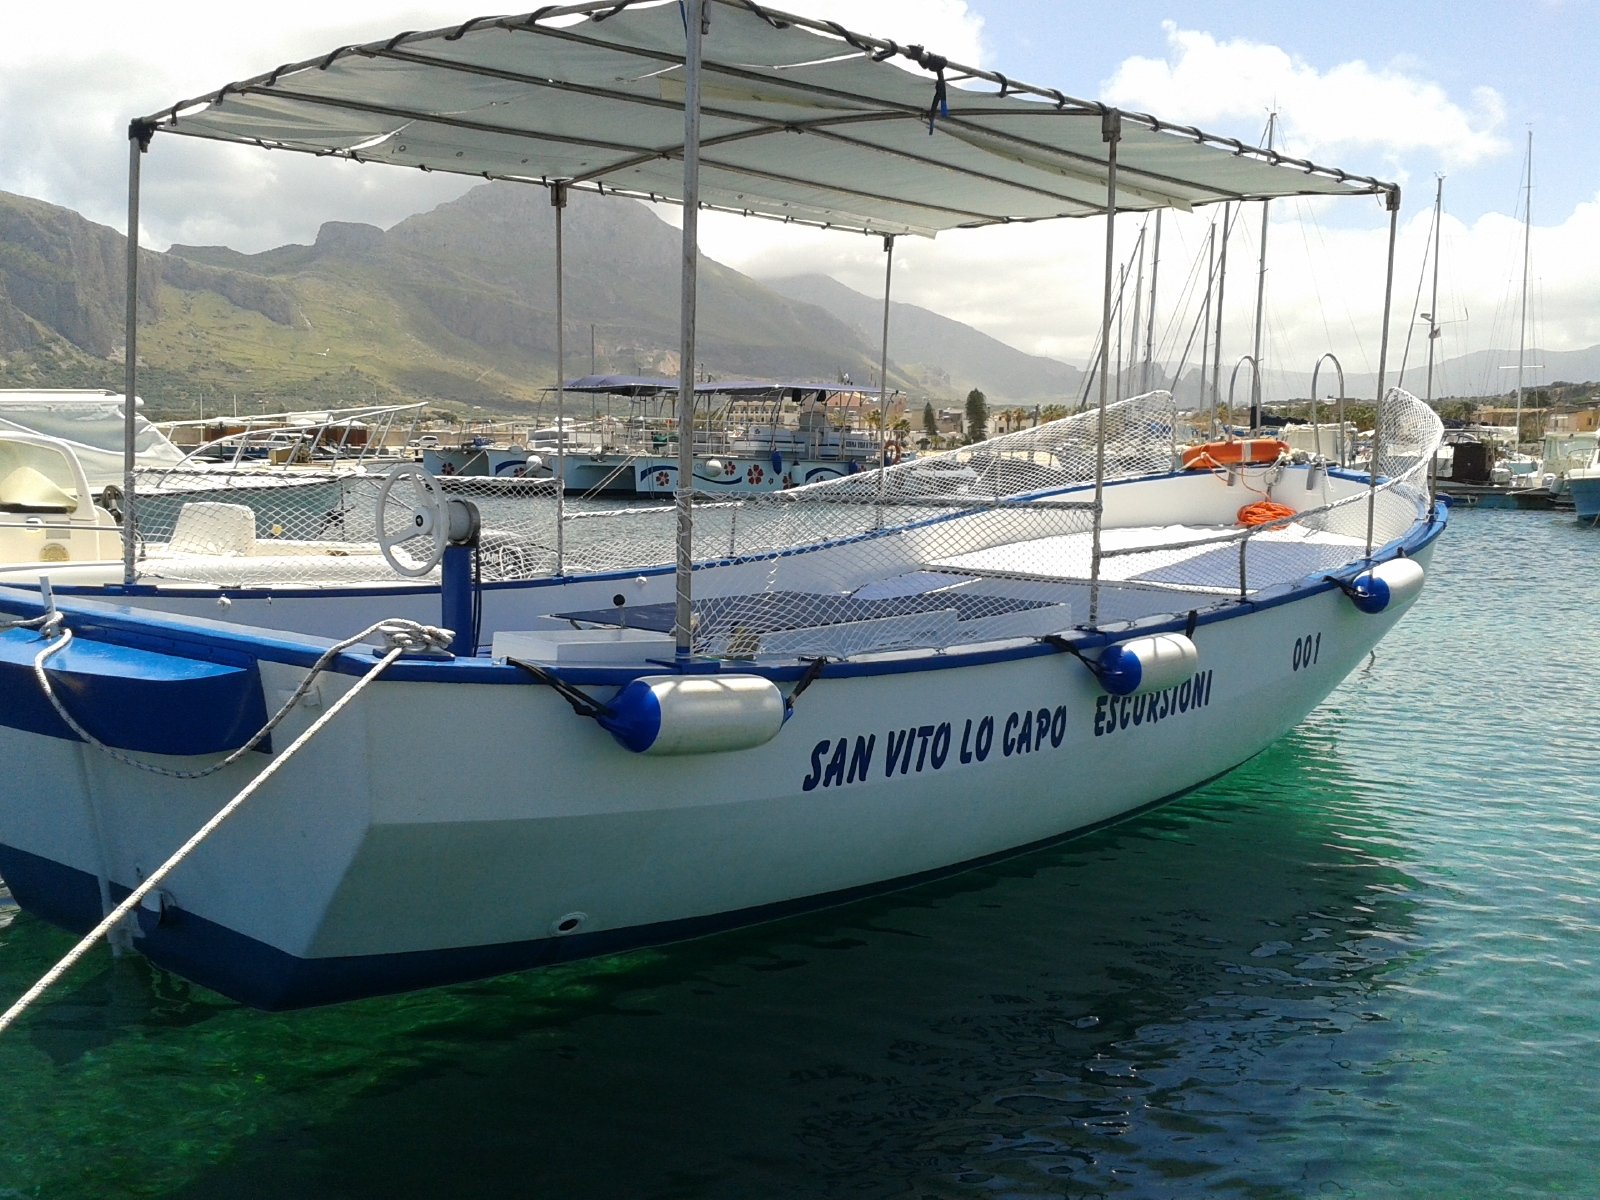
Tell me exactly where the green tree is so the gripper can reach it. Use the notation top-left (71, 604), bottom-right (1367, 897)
top-left (964, 388), bottom-right (988, 443)
top-left (922, 401), bottom-right (938, 439)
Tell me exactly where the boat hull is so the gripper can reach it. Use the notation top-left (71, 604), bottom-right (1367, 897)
top-left (1568, 474), bottom-right (1600, 522)
top-left (633, 454), bottom-right (871, 496)
top-left (0, 548), bottom-right (1433, 1009)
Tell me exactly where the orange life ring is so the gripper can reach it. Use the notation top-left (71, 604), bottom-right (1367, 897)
top-left (1180, 438), bottom-right (1289, 471)
top-left (882, 441), bottom-right (903, 466)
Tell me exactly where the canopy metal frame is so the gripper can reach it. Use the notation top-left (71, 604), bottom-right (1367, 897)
top-left (118, 0), bottom-right (1404, 644)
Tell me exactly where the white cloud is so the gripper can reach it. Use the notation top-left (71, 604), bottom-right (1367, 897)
top-left (7, 2), bottom-right (1592, 378)
top-left (1104, 24), bottom-right (1508, 176)
top-left (0, 0), bottom-right (988, 253)
top-left (704, 14), bottom-right (1576, 379)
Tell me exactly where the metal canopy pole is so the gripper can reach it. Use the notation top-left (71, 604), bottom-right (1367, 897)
top-left (875, 233), bottom-right (895, 508)
top-left (1367, 184), bottom-right (1403, 556)
top-left (122, 123), bottom-right (152, 588)
top-left (1089, 109), bottom-right (1121, 626)
top-left (552, 182), bottom-right (568, 573)
top-left (878, 233), bottom-right (895, 454)
top-left (673, 0), bottom-right (706, 661)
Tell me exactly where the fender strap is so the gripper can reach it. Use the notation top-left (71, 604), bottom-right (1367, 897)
top-left (508, 657), bottom-right (611, 720)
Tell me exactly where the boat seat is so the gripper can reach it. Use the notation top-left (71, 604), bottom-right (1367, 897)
top-left (0, 465), bottom-right (76, 514)
top-left (167, 501), bottom-right (258, 556)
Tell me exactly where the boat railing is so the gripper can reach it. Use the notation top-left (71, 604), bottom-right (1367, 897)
top-left (1093, 387), bottom-right (1440, 604)
top-left (117, 391), bottom-right (1438, 659)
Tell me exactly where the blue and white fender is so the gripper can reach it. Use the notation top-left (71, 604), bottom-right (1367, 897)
top-left (1345, 557), bottom-right (1425, 614)
top-left (599, 674), bottom-right (787, 755)
top-left (1094, 633), bottom-right (1200, 697)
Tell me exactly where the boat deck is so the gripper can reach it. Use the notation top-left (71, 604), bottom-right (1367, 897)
top-left (935, 520), bottom-right (1366, 591)
top-left (553, 520), bottom-right (1370, 658)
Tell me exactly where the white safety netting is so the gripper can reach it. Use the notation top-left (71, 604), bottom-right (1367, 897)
top-left (112, 390), bottom-right (1439, 659)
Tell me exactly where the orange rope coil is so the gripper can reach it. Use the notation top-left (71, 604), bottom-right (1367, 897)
top-left (1236, 500), bottom-right (1297, 526)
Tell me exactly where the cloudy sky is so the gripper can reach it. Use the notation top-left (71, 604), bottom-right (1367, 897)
top-left (3, 0), bottom-right (1596, 394)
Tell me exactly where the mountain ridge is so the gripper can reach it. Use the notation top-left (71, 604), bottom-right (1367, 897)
top-left (0, 185), bottom-right (1089, 417)
top-left (2, 185), bottom-right (1596, 420)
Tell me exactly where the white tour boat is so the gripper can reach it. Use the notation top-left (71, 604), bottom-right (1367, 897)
top-left (0, 1), bottom-right (1443, 1013)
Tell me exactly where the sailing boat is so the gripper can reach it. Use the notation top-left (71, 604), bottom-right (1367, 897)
top-left (0, 1), bottom-right (1443, 1013)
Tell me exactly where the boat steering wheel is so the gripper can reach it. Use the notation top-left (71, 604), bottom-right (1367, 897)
top-left (376, 463), bottom-right (448, 577)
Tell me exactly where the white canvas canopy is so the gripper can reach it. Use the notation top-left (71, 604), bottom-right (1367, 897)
top-left (136, 0), bottom-right (1394, 237)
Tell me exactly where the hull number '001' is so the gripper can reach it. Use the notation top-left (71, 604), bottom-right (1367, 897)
top-left (1292, 632), bottom-right (1323, 671)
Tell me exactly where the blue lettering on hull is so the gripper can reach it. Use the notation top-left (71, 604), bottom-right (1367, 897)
top-left (799, 671), bottom-right (1215, 790)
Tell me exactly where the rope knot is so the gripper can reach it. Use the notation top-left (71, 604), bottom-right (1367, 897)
top-left (377, 620), bottom-right (454, 654)
top-left (905, 46), bottom-right (950, 133)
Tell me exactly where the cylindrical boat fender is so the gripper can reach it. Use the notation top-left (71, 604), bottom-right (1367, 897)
top-left (1094, 633), bottom-right (1200, 697)
top-left (598, 674), bottom-right (787, 755)
top-left (1345, 557), bottom-right (1425, 614)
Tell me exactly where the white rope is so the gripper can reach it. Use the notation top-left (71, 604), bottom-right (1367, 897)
top-left (28, 618), bottom-right (450, 780)
top-left (1, 610), bottom-right (63, 635)
top-left (0, 617), bottom-right (449, 1035)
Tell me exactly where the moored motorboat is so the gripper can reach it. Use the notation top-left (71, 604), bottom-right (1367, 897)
top-left (0, 1), bottom-right (1443, 1014)
top-left (1566, 444), bottom-right (1600, 523)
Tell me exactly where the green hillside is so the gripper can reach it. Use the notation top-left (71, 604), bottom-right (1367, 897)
top-left (0, 184), bottom-right (1084, 420)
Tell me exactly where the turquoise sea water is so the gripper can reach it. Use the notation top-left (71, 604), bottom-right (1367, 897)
top-left (2, 506), bottom-right (1597, 1199)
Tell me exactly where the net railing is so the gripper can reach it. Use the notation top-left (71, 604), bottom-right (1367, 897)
top-left (113, 389), bottom-right (1440, 660)
top-left (1085, 387), bottom-right (1439, 612)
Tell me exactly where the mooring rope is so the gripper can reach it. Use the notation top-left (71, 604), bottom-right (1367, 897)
top-left (0, 616), bottom-right (451, 1035)
top-left (28, 617), bottom-right (449, 780)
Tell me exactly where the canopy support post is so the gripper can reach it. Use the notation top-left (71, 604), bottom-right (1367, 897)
top-left (875, 233), bottom-right (895, 513)
top-left (1367, 184), bottom-right (1403, 556)
top-left (122, 122), bottom-right (152, 588)
top-left (552, 182), bottom-right (568, 573)
top-left (1089, 109), bottom-right (1121, 626)
top-left (673, 0), bottom-right (706, 662)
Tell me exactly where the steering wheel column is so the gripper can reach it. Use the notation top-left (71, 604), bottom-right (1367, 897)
top-left (377, 464), bottom-right (482, 654)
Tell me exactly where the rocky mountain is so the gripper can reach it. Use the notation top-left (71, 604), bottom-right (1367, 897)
top-left (0, 186), bottom-right (1090, 418)
top-left (770, 273), bottom-right (1086, 404)
top-left (6, 184), bottom-right (1595, 420)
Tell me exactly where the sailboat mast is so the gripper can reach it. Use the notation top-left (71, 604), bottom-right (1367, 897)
top-left (1199, 220), bottom-right (1213, 417)
top-left (1249, 112), bottom-right (1276, 430)
top-left (1128, 223), bottom-right (1144, 395)
top-left (1425, 176), bottom-right (1443, 405)
top-left (1514, 130), bottom-right (1532, 453)
top-left (1142, 210), bottom-right (1162, 393)
top-left (1211, 203), bottom-right (1230, 436)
